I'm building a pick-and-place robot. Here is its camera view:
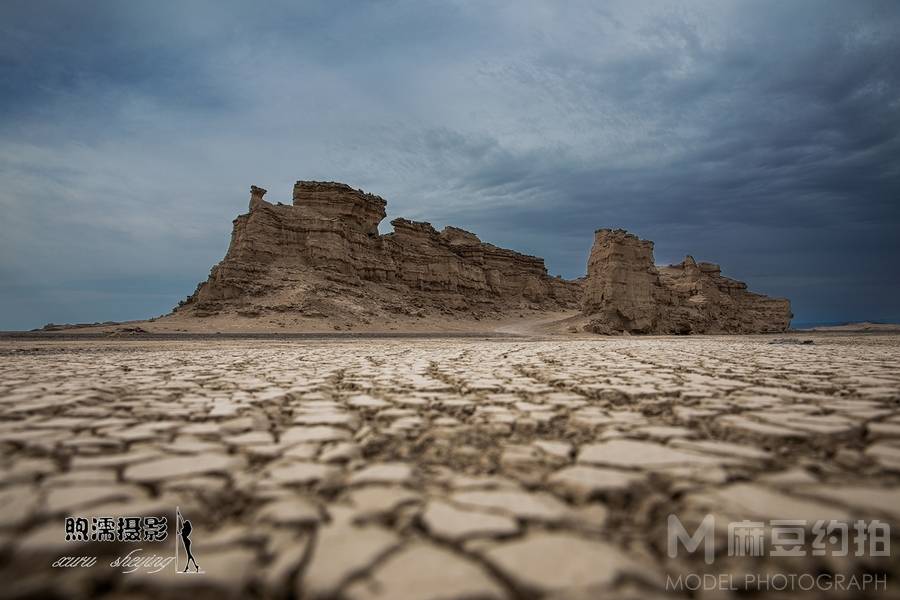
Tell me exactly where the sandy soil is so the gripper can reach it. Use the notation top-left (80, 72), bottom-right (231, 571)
top-left (797, 321), bottom-right (900, 333)
top-left (33, 309), bottom-right (585, 336)
top-left (34, 310), bottom-right (898, 338)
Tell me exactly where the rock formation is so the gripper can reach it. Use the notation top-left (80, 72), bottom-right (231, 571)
top-left (177, 182), bottom-right (581, 323)
top-left (582, 229), bottom-right (791, 334)
top-left (174, 181), bottom-right (791, 334)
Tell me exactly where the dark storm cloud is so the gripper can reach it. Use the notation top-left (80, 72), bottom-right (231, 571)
top-left (1, 0), bottom-right (898, 329)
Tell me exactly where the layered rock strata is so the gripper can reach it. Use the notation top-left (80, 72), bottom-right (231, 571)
top-left (179, 182), bottom-right (581, 321)
top-left (583, 229), bottom-right (791, 334)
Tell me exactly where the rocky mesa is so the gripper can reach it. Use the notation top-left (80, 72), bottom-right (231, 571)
top-left (582, 229), bottom-right (792, 334)
top-left (171, 181), bottom-right (790, 334)
top-left (174, 182), bottom-right (581, 327)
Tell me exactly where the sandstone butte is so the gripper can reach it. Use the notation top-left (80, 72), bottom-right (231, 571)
top-left (173, 181), bottom-right (791, 334)
top-left (583, 229), bottom-right (792, 334)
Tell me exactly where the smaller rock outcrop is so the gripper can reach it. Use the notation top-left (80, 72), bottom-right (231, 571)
top-left (249, 185), bottom-right (267, 211)
top-left (582, 229), bottom-right (665, 333)
top-left (583, 229), bottom-right (791, 334)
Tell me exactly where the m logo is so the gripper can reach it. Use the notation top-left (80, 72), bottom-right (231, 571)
top-left (668, 514), bottom-right (716, 564)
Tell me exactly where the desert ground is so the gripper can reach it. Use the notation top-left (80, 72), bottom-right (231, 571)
top-left (35, 308), bottom-right (585, 336)
top-left (1, 331), bottom-right (898, 599)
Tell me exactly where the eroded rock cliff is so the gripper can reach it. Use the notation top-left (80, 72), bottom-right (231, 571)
top-left (175, 182), bottom-right (790, 333)
top-left (178, 182), bottom-right (581, 324)
top-left (583, 229), bottom-right (791, 334)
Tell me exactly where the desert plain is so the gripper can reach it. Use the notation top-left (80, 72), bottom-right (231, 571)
top-left (1, 329), bottom-right (898, 599)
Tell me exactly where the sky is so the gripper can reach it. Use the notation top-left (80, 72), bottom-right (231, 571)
top-left (1, 0), bottom-right (898, 330)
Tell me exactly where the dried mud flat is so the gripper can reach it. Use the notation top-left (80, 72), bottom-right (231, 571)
top-left (1, 333), bottom-right (899, 599)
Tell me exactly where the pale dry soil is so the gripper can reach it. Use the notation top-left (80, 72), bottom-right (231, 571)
top-left (40, 309), bottom-right (583, 335)
top-left (0, 334), bottom-right (898, 599)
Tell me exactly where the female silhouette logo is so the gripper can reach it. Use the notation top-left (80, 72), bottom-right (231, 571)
top-left (176, 507), bottom-right (201, 573)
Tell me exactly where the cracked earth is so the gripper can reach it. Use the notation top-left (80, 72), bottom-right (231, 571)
top-left (1, 334), bottom-right (899, 599)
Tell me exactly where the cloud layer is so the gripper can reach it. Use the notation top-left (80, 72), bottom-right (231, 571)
top-left (1, 0), bottom-right (898, 328)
